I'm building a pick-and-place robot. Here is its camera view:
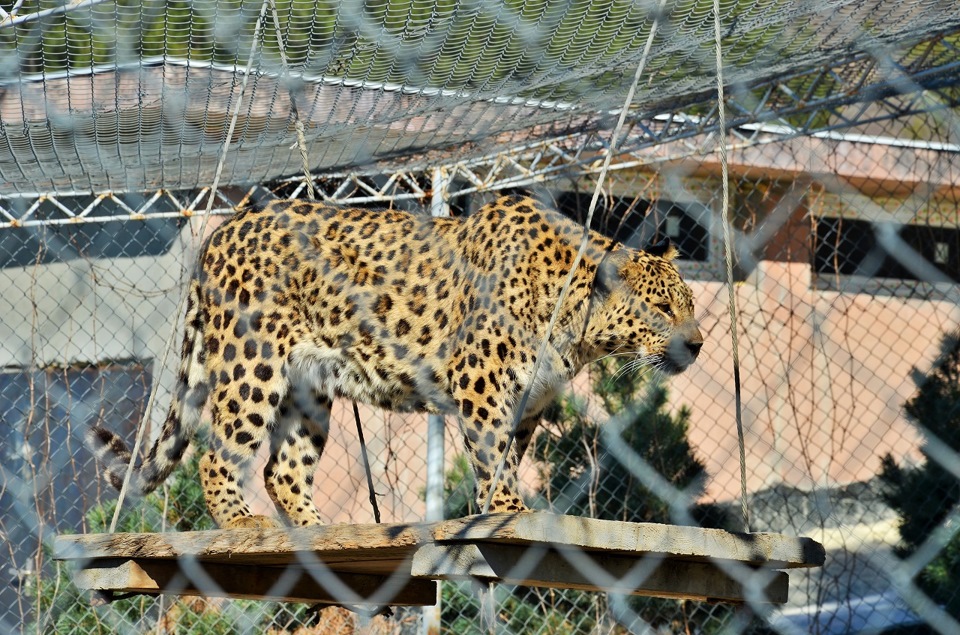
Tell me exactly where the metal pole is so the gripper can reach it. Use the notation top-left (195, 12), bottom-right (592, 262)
top-left (423, 167), bottom-right (449, 635)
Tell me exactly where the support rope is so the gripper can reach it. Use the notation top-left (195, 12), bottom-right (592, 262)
top-left (109, 0), bottom-right (272, 533)
top-left (268, 0), bottom-right (316, 201)
top-left (353, 403), bottom-right (382, 524)
top-left (714, 0), bottom-right (750, 532)
top-left (482, 0), bottom-right (667, 515)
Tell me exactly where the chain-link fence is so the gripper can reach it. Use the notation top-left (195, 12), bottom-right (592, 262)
top-left (3, 0), bottom-right (960, 633)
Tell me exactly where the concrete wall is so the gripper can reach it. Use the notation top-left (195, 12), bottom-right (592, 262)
top-left (675, 261), bottom-right (960, 502)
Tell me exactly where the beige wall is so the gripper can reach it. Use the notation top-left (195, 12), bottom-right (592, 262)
top-left (675, 261), bottom-right (960, 501)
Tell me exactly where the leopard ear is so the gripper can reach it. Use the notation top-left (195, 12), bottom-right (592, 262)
top-left (592, 249), bottom-right (629, 299)
top-left (645, 236), bottom-right (678, 260)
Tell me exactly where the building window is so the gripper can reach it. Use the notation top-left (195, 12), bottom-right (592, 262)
top-left (554, 191), bottom-right (710, 262)
top-left (814, 217), bottom-right (960, 282)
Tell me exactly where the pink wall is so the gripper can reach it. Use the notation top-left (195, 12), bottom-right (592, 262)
top-left (676, 262), bottom-right (960, 500)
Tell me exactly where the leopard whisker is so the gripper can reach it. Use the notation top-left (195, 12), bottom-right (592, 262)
top-left (594, 345), bottom-right (630, 364)
top-left (613, 354), bottom-right (656, 379)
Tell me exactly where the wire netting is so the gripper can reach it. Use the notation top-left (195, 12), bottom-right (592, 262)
top-left (2, 0), bottom-right (960, 633)
top-left (0, 0), bottom-right (958, 195)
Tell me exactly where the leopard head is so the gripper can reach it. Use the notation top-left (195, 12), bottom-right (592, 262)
top-left (584, 238), bottom-right (703, 375)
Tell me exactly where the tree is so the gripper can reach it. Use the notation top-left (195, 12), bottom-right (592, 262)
top-left (879, 330), bottom-right (960, 617)
top-left (436, 358), bottom-right (740, 633)
top-left (533, 358), bottom-right (739, 633)
top-left (534, 358), bottom-right (731, 528)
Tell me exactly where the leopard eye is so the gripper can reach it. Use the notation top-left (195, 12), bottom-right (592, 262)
top-left (656, 303), bottom-right (674, 318)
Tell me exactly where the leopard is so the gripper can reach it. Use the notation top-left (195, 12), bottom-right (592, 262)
top-left (88, 194), bottom-right (703, 529)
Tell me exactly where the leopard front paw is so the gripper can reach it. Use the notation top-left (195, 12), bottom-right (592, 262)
top-left (483, 495), bottom-right (529, 514)
top-left (223, 514), bottom-right (281, 529)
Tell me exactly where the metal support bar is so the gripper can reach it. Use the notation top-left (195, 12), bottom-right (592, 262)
top-left (422, 166), bottom-right (450, 635)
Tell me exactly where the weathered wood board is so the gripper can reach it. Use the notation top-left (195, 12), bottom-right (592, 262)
top-left (55, 513), bottom-right (824, 606)
top-left (413, 543), bottom-right (791, 603)
top-left (75, 559), bottom-right (435, 606)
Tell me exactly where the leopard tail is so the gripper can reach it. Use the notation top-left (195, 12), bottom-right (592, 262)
top-left (87, 277), bottom-right (209, 495)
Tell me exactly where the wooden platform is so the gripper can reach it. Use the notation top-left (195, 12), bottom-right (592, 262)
top-left (54, 513), bottom-right (824, 607)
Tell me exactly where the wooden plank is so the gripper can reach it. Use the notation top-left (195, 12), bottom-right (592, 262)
top-left (432, 514), bottom-right (825, 568)
top-left (55, 522), bottom-right (431, 566)
top-left (54, 513), bottom-right (824, 605)
top-left (412, 543), bottom-right (789, 604)
top-left (76, 558), bottom-right (437, 606)
top-left (55, 514), bottom-right (824, 569)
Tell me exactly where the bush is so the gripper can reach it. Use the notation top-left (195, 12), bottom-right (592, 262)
top-left (534, 359), bottom-right (742, 632)
top-left (534, 358), bottom-right (734, 528)
top-left (437, 358), bottom-right (742, 633)
top-left (879, 331), bottom-right (960, 617)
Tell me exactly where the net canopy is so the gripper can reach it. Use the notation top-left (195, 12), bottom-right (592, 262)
top-left (1, 0), bottom-right (959, 196)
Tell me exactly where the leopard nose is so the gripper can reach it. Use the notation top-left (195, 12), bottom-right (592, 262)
top-left (665, 331), bottom-right (702, 373)
top-left (685, 326), bottom-right (703, 360)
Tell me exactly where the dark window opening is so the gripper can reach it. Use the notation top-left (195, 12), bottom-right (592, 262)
top-left (1, 194), bottom-right (186, 268)
top-left (554, 191), bottom-right (709, 262)
top-left (814, 217), bottom-right (960, 283)
top-left (0, 359), bottom-right (151, 520)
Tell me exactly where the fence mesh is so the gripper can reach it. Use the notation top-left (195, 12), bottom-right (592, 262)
top-left (2, 0), bottom-right (960, 633)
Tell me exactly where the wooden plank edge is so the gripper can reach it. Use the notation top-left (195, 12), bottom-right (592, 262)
top-left (54, 513), bottom-right (825, 571)
top-left (412, 543), bottom-right (789, 604)
top-left (72, 558), bottom-right (436, 607)
top-left (53, 522), bottom-right (431, 563)
top-left (431, 513), bottom-right (825, 569)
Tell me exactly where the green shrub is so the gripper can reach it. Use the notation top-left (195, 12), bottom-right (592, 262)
top-left (879, 331), bottom-right (960, 618)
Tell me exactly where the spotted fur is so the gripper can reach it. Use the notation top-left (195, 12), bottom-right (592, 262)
top-left (88, 195), bottom-right (702, 528)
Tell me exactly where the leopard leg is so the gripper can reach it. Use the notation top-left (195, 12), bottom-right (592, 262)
top-left (200, 360), bottom-right (289, 529)
top-left (450, 336), bottom-right (552, 514)
top-left (452, 371), bottom-right (537, 513)
top-left (465, 413), bottom-right (541, 514)
top-left (264, 383), bottom-right (330, 527)
top-left (511, 414), bottom-right (541, 472)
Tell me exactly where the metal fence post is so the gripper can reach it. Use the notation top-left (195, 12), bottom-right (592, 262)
top-left (423, 167), bottom-right (450, 635)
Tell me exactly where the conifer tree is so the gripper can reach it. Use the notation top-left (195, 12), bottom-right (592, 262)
top-left (534, 358), bottom-right (727, 529)
top-left (879, 331), bottom-right (960, 617)
top-left (532, 359), bottom-right (736, 632)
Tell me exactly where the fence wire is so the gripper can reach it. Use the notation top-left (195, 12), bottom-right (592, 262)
top-left (1, 1), bottom-right (960, 634)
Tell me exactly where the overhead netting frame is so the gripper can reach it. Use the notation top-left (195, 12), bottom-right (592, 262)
top-left (0, 0), bottom-right (959, 198)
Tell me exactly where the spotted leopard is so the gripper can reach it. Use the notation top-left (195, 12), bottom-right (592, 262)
top-left (89, 195), bottom-right (703, 528)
